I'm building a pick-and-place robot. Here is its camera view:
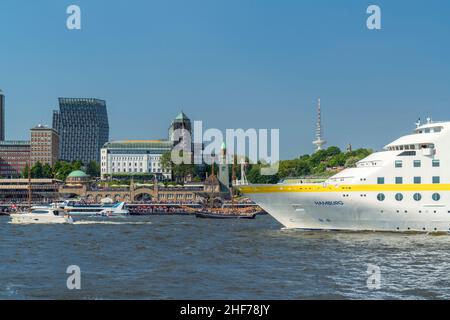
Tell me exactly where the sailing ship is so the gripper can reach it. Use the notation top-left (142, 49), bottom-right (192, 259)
top-left (193, 156), bottom-right (260, 219)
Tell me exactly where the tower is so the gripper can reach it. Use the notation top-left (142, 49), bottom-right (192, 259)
top-left (218, 142), bottom-right (230, 189)
top-left (312, 98), bottom-right (326, 152)
top-left (169, 111), bottom-right (192, 147)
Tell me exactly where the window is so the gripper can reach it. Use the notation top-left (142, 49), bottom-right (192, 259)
top-left (414, 177), bottom-right (421, 184)
top-left (432, 193), bottom-right (441, 201)
top-left (31, 210), bottom-right (51, 214)
top-left (395, 177), bottom-right (403, 184)
top-left (413, 193), bottom-right (422, 201)
top-left (432, 160), bottom-right (440, 167)
top-left (377, 177), bottom-right (385, 185)
top-left (395, 160), bottom-right (403, 168)
top-left (414, 160), bottom-right (421, 168)
top-left (395, 193), bottom-right (404, 201)
top-left (399, 151), bottom-right (416, 156)
top-left (377, 193), bottom-right (385, 201)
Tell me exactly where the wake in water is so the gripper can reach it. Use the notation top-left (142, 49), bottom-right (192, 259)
top-left (73, 221), bottom-right (152, 225)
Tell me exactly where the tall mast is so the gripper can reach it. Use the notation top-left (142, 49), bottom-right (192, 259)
top-left (231, 155), bottom-right (236, 210)
top-left (153, 174), bottom-right (159, 203)
top-left (210, 156), bottom-right (215, 209)
top-left (240, 158), bottom-right (248, 185)
top-left (130, 176), bottom-right (134, 203)
top-left (28, 159), bottom-right (32, 210)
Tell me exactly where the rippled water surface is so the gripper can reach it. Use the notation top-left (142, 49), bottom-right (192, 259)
top-left (1, 215), bottom-right (450, 300)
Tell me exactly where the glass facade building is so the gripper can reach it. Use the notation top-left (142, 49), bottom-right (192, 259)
top-left (53, 98), bottom-right (109, 164)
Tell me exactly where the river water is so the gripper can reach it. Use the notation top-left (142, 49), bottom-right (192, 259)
top-left (1, 215), bottom-right (450, 300)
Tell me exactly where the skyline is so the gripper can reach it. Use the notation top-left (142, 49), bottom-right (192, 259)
top-left (1, 0), bottom-right (450, 159)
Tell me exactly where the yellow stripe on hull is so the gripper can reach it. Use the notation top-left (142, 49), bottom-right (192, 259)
top-left (238, 184), bottom-right (450, 194)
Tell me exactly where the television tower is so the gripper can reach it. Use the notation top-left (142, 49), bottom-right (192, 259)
top-left (312, 98), bottom-right (326, 152)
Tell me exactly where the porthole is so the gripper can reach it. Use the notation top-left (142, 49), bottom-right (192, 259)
top-left (413, 193), bottom-right (422, 201)
top-left (432, 193), bottom-right (441, 201)
top-left (395, 193), bottom-right (403, 201)
top-left (377, 193), bottom-right (385, 201)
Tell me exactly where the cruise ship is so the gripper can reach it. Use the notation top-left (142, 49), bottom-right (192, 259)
top-left (238, 120), bottom-right (450, 232)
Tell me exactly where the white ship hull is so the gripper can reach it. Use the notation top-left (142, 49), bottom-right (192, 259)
top-left (240, 184), bottom-right (450, 232)
top-left (10, 213), bottom-right (73, 224)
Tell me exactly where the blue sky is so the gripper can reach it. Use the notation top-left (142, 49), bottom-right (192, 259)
top-left (1, 0), bottom-right (450, 159)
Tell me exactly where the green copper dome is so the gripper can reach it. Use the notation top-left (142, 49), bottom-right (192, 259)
top-left (68, 170), bottom-right (89, 178)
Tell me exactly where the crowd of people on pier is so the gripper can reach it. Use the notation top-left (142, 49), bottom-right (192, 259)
top-left (129, 205), bottom-right (192, 215)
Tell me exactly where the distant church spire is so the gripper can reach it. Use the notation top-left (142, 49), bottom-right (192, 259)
top-left (312, 98), bottom-right (326, 152)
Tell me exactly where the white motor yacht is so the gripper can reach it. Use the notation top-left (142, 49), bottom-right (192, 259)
top-left (10, 208), bottom-right (74, 224)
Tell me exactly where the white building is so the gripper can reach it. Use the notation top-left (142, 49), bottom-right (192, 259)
top-left (101, 140), bottom-right (173, 180)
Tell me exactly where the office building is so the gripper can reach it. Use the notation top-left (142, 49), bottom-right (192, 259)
top-left (0, 140), bottom-right (31, 178)
top-left (53, 98), bottom-right (109, 164)
top-left (30, 125), bottom-right (60, 167)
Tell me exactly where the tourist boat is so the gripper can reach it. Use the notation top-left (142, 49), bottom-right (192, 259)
top-left (62, 200), bottom-right (116, 215)
top-left (238, 119), bottom-right (450, 232)
top-left (9, 208), bottom-right (73, 224)
top-left (97, 202), bottom-right (129, 217)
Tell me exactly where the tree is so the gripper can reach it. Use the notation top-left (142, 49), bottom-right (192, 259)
top-left (31, 162), bottom-right (44, 178)
top-left (86, 161), bottom-right (100, 177)
top-left (42, 163), bottom-right (53, 178)
top-left (160, 152), bottom-right (172, 173)
top-left (325, 146), bottom-right (341, 157)
top-left (172, 163), bottom-right (195, 184)
top-left (244, 146), bottom-right (374, 184)
top-left (345, 156), bottom-right (360, 168)
top-left (53, 161), bottom-right (77, 181)
top-left (71, 160), bottom-right (83, 171)
top-left (247, 164), bottom-right (279, 184)
top-left (22, 164), bottom-right (30, 178)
